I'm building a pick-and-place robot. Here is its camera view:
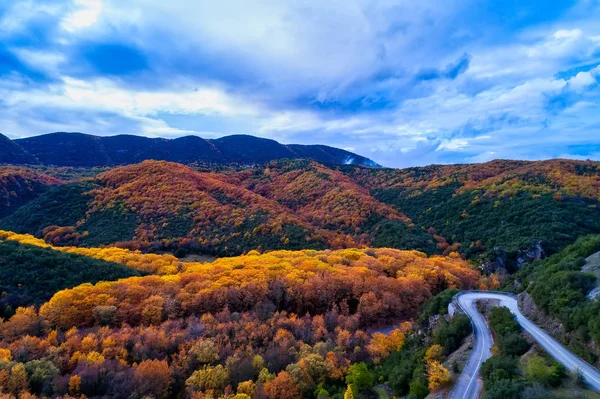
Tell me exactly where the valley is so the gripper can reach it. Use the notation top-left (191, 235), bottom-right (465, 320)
top-left (1, 155), bottom-right (600, 398)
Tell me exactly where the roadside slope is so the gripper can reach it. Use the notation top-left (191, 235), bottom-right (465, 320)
top-left (451, 292), bottom-right (600, 398)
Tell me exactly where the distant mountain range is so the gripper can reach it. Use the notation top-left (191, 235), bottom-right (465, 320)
top-left (0, 132), bottom-right (379, 167)
top-left (0, 134), bottom-right (39, 164)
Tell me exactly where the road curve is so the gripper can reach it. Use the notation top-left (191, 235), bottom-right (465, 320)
top-left (449, 292), bottom-right (600, 399)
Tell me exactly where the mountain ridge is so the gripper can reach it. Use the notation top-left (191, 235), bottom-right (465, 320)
top-left (4, 132), bottom-right (380, 167)
top-left (0, 133), bottom-right (39, 164)
top-left (1, 158), bottom-right (599, 267)
top-left (0, 159), bottom-right (428, 256)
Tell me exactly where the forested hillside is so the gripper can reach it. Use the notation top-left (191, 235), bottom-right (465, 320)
top-left (4, 132), bottom-right (378, 167)
top-left (0, 167), bottom-right (62, 219)
top-left (0, 230), bottom-right (200, 275)
top-left (3, 1), bottom-right (600, 396)
top-left (0, 247), bottom-right (478, 398)
top-left (1, 159), bottom-right (599, 268)
top-left (0, 160), bottom-right (425, 256)
top-left (346, 159), bottom-right (600, 271)
top-left (0, 134), bottom-right (38, 165)
top-left (1, 157), bottom-right (599, 398)
top-left (229, 160), bottom-right (436, 253)
top-left (0, 237), bottom-right (142, 317)
top-left (509, 234), bottom-right (600, 364)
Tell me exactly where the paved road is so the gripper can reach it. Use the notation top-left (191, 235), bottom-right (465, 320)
top-left (448, 292), bottom-right (494, 399)
top-left (449, 292), bottom-right (600, 399)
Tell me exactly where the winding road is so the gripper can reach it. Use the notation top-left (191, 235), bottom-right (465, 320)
top-left (449, 292), bottom-right (600, 399)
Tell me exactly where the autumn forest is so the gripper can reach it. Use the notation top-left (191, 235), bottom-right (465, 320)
top-left (0, 157), bottom-right (600, 398)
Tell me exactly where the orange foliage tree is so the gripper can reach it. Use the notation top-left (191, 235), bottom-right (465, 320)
top-left (38, 248), bottom-right (478, 330)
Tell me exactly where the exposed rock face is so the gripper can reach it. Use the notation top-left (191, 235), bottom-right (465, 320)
top-left (479, 250), bottom-right (507, 274)
top-left (519, 292), bottom-right (564, 338)
top-left (588, 287), bottom-right (600, 300)
top-left (516, 241), bottom-right (545, 269)
top-left (583, 250), bottom-right (600, 300)
top-left (448, 302), bottom-right (457, 317)
top-left (519, 292), bottom-right (600, 366)
top-left (480, 241), bottom-right (545, 274)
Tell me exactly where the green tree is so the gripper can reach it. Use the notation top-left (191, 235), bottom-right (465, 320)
top-left (497, 333), bottom-right (530, 356)
top-left (345, 362), bottom-right (374, 396)
top-left (523, 355), bottom-right (563, 387)
top-left (25, 359), bottom-right (59, 395)
top-left (185, 365), bottom-right (229, 394)
top-left (488, 307), bottom-right (520, 336)
top-left (483, 379), bottom-right (525, 399)
top-left (481, 356), bottom-right (519, 384)
top-left (433, 314), bottom-right (471, 353)
top-left (408, 378), bottom-right (429, 399)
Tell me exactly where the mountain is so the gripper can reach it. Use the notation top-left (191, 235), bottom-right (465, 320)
top-left (0, 160), bottom-right (419, 256)
top-left (231, 159), bottom-right (407, 229)
top-left (229, 159), bottom-right (436, 252)
top-left (287, 144), bottom-right (379, 166)
top-left (344, 158), bottom-right (600, 271)
top-left (1, 161), bottom-right (333, 255)
top-left (2, 158), bottom-right (599, 267)
top-left (8, 132), bottom-right (379, 167)
top-left (0, 133), bottom-right (39, 164)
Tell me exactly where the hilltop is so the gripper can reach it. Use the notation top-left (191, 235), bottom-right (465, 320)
top-left (0, 160), bottom-right (422, 256)
top-left (0, 133), bottom-right (38, 164)
top-left (345, 159), bottom-right (600, 271)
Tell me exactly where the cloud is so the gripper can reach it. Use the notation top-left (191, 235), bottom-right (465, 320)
top-left (61, 0), bottom-right (103, 32)
top-left (0, 0), bottom-right (599, 167)
top-left (567, 65), bottom-right (600, 90)
top-left (2, 77), bottom-right (260, 119)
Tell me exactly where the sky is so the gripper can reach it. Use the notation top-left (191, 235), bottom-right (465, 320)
top-left (1, 1), bottom-right (600, 167)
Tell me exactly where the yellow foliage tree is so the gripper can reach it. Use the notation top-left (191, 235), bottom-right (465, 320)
top-left (0, 348), bottom-right (12, 363)
top-left (344, 385), bottom-right (355, 399)
top-left (68, 375), bottom-right (81, 396)
top-left (424, 344), bottom-right (444, 363)
top-left (8, 364), bottom-right (28, 395)
top-left (366, 328), bottom-right (406, 362)
top-left (427, 361), bottom-right (450, 391)
top-left (237, 380), bottom-right (256, 397)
